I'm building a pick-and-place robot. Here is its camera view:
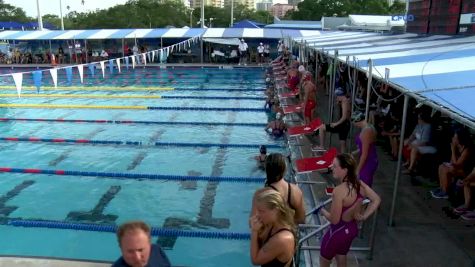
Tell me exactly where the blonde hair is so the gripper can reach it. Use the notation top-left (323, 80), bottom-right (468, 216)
top-left (255, 189), bottom-right (296, 237)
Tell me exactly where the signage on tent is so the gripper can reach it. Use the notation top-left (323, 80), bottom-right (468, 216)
top-left (391, 15), bottom-right (415, 22)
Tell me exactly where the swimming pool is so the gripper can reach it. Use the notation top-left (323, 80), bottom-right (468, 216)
top-left (0, 66), bottom-right (286, 267)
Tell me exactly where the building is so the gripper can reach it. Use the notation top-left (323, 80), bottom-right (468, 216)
top-left (224, 0), bottom-right (255, 10)
top-left (271, 4), bottom-right (296, 18)
top-left (192, 0), bottom-right (224, 8)
top-left (256, 1), bottom-right (272, 11)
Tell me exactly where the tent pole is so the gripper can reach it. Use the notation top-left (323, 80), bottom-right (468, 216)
top-left (348, 57), bottom-right (358, 153)
top-left (49, 40), bottom-right (52, 59)
top-left (364, 59), bottom-right (373, 119)
top-left (84, 40), bottom-right (88, 63)
top-left (161, 37), bottom-right (163, 49)
top-left (327, 50), bottom-right (338, 148)
top-left (200, 37), bottom-right (204, 64)
top-left (122, 39), bottom-right (125, 58)
top-left (389, 94), bottom-right (409, 226)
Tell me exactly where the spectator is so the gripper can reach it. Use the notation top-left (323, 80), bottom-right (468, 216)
top-left (251, 153), bottom-right (306, 224)
top-left (238, 39), bottom-right (248, 66)
top-left (316, 88), bottom-right (351, 152)
top-left (264, 44), bottom-right (270, 63)
top-left (250, 190), bottom-right (296, 267)
top-left (112, 221), bottom-right (171, 267)
top-left (257, 42), bottom-right (265, 65)
top-left (58, 46), bottom-right (64, 64)
top-left (101, 49), bottom-right (109, 60)
top-left (319, 154), bottom-right (380, 267)
top-left (453, 167), bottom-right (475, 221)
top-left (402, 112), bottom-right (436, 175)
top-left (351, 111), bottom-right (379, 187)
top-left (431, 129), bottom-right (472, 199)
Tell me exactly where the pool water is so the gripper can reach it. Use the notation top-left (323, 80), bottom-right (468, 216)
top-left (0, 67), bottom-right (286, 267)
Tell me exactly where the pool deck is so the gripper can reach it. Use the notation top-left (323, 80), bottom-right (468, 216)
top-left (294, 82), bottom-right (475, 267)
top-left (0, 63), bottom-right (474, 266)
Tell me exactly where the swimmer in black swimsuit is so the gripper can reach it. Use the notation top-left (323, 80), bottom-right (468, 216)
top-left (254, 145), bottom-right (267, 170)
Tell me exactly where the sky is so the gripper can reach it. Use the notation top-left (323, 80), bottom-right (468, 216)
top-left (4, 0), bottom-right (129, 17)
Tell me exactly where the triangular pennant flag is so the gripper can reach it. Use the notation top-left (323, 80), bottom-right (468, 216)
top-left (152, 51), bottom-right (155, 62)
top-left (100, 61), bottom-right (106, 78)
top-left (142, 53), bottom-right (147, 66)
top-left (166, 47), bottom-right (170, 57)
top-left (116, 58), bottom-right (121, 73)
top-left (33, 70), bottom-right (42, 93)
top-left (108, 59), bottom-right (114, 74)
top-left (160, 49), bottom-right (164, 63)
top-left (49, 68), bottom-right (58, 88)
top-left (77, 64), bottom-right (84, 84)
top-left (88, 64), bottom-right (95, 78)
top-left (125, 56), bottom-right (129, 69)
top-left (131, 56), bottom-right (136, 69)
top-left (12, 72), bottom-right (23, 98)
top-left (147, 52), bottom-right (151, 63)
top-left (65, 67), bottom-right (73, 86)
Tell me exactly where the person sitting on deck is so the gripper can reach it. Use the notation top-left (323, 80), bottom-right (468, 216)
top-left (453, 166), bottom-right (475, 221)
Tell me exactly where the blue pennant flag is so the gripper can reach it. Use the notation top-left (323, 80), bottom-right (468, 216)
top-left (32, 70), bottom-right (42, 93)
top-left (125, 57), bottom-right (129, 69)
top-left (109, 59), bottom-right (114, 74)
top-left (88, 64), bottom-right (95, 78)
top-left (65, 67), bottom-right (73, 86)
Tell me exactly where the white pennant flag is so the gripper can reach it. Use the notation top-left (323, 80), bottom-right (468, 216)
top-left (152, 51), bottom-right (155, 62)
top-left (131, 56), bottom-right (136, 69)
top-left (160, 49), bottom-right (163, 63)
top-left (116, 58), bottom-right (121, 73)
top-left (100, 61), bottom-right (106, 78)
top-left (77, 64), bottom-right (84, 84)
top-left (12, 72), bottom-right (23, 98)
top-left (166, 47), bottom-right (170, 57)
top-left (142, 53), bottom-right (147, 65)
top-left (49, 68), bottom-right (58, 88)
top-left (147, 52), bottom-right (151, 63)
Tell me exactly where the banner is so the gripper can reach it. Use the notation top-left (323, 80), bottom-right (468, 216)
top-left (33, 70), bottom-right (42, 93)
top-left (49, 68), bottom-right (57, 88)
top-left (12, 72), bottom-right (23, 98)
top-left (142, 53), bottom-right (147, 66)
top-left (100, 61), bottom-right (105, 78)
top-left (131, 56), bottom-right (136, 69)
top-left (77, 64), bottom-right (84, 84)
top-left (65, 67), bottom-right (73, 86)
top-left (116, 58), bottom-right (121, 73)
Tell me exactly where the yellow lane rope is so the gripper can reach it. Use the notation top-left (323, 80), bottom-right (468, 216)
top-left (0, 86), bottom-right (174, 91)
top-left (0, 94), bottom-right (161, 99)
top-left (0, 104), bottom-right (147, 110)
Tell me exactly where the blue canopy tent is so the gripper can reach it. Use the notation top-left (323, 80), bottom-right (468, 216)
top-left (293, 31), bottom-right (475, 225)
top-left (232, 20), bottom-right (266, 28)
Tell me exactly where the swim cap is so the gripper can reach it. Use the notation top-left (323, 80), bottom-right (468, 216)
top-left (298, 65), bottom-right (305, 73)
top-left (260, 145), bottom-right (267, 154)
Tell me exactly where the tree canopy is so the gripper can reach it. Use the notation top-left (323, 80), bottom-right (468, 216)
top-left (286, 0), bottom-right (406, 20)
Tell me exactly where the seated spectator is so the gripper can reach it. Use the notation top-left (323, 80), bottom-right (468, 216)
top-left (265, 112), bottom-right (287, 139)
top-left (402, 112), bottom-right (436, 175)
top-left (319, 154), bottom-right (380, 267)
top-left (251, 153), bottom-right (306, 224)
top-left (101, 49), bottom-right (109, 60)
top-left (381, 110), bottom-right (402, 161)
top-left (453, 167), bottom-right (475, 221)
top-left (112, 220), bottom-right (171, 267)
top-left (431, 129), bottom-right (472, 199)
top-left (250, 190), bottom-right (296, 266)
